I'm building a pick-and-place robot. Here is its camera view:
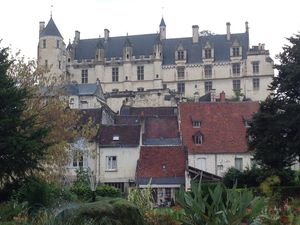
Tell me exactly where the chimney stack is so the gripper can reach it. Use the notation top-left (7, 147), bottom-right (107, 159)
top-left (226, 22), bottom-right (231, 41)
top-left (245, 21), bottom-right (249, 33)
top-left (74, 30), bottom-right (80, 44)
top-left (104, 29), bottom-right (110, 41)
top-left (220, 91), bottom-right (226, 102)
top-left (192, 25), bottom-right (199, 43)
top-left (39, 21), bottom-right (45, 36)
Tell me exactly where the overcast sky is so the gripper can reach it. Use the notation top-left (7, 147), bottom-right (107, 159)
top-left (1, 0), bottom-right (299, 62)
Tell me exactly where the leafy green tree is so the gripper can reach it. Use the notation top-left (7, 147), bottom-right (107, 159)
top-left (248, 34), bottom-right (300, 171)
top-left (0, 46), bottom-right (50, 186)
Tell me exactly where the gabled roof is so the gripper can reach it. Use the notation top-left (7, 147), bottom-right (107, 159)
top-left (143, 116), bottom-right (181, 145)
top-left (99, 125), bottom-right (140, 147)
top-left (40, 17), bottom-right (63, 38)
top-left (120, 106), bottom-right (177, 116)
top-left (136, 146), bottom-right (186, 185)
top-left (179, 101), bottom-right (259, 154)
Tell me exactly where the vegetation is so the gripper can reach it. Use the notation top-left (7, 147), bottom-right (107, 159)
top-left (248, 34), bottom-right (300, 172)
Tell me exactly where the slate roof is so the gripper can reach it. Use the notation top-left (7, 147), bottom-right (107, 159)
top-left (40, 17), bottom-right (63, 38)
top-left (73, 30), bottom-right (249, 65)
top-left (120, 106), bottom-right (177, 116)
top-left (114, 115), bottom-right (141, 125)
top-left (143, 116), bottom-right (181, 145)
top-left (98, 125), bottom-right (140, 147)
top-left (160, 17), bottom-right (166, 27)
top-left (136, 146), bottom-right (186, 185)
top-left (179, 101), bottom-right (259, 154)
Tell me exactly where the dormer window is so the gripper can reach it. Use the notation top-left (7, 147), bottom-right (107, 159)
top-left (192, 120), bottom-right (201, 128)
top-left (233, 47), bottom-right (240, 57)
top-left (205, 48), bottom-right (212, 59)
top-left (194, 133), bottom-right (203, 145)
top-left (113, 135), bottom-right (119, 141)
top-left (178, 51), bottom-right (184, 60)
top-left (231, 40), bottom-right (242, 58)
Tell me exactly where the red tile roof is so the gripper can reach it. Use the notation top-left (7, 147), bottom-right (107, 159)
top-left (136, 146), bottom-right (186, 179)
top-left (179, 102), bottom-right (259, 153)
top-left (99, 125), bottom-right (140, 146)
top-left (144, 116), bottom-right (179, 139)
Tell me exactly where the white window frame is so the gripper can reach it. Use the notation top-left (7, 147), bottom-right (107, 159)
top-left (106, 156), bottom-right (117, 171)
top-left (235, 157), bottom-right (243, 171)
top-left (194, 135), bottom-right (203, 145)
top-left (232, 47), bottom-right (240, 57)
top-left (81, 69), bottom-right (88, 84)
top-left (192, 120), bottom-right (201, 128)
top-left (232, 63), bottom-right (240, 76)
top-left (204, 48), bottom-right (212, 59)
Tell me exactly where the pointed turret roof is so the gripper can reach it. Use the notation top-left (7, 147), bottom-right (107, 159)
top-left (160, 17), bottom-right (166, 27)
top-left (154, 33), bottom-right (162, 44)
top-left (96, 38), bottom-right (104, 49)
top-left (40, 17), bottom-right (63, 38)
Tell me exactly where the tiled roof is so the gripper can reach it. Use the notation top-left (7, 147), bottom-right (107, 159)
top-left (136, 146), bottom-right (186, 182)
top-left (40, 17), bottom-right (63, 38)
top-left (179, 101), bottom-right (259, 154)
top-left (79, 108), bottom-right (102, 125)
top-left (73, 30), bottom-right (249, 65)
top-left (99, 125), bottom-right (140, 147)
top-left (114, 115), bottom-right (141, 125)
top-left (120, 106), bottom-right (177, 116)
top-left (143, 116), bottom-right (181, 145)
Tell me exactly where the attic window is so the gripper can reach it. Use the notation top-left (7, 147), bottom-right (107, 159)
top-left (192, 120), bottom-right (201, 128)
top-left (193, 132), bottom-right (203, 145)
top-left (177, 51), bottom-right (184, 60)
top-left (113, 135), bottom-right (119, 141)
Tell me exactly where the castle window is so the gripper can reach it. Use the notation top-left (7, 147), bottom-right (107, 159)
top-left (204, 81), bottom-right (213, 93)
top-left (42, 39), bottom-right (46, 48)
top-left (177, 50), bottom-right (184, 60)
top-left (56, 40), bottom-right (59, 48)
top-left (137, 87), bottom-right (144, 92)
top-left (137, 66), bottom-right (144, 80)
top-left (81, 69), bottom-right (88, 84)
top-left (68, 58), bottom-right (71, 63)
top-left (253, 78), bottom-right (260, 90)
top-left (205, 48), bottom-right (212, 59)
top-left (204, 65), bottom-right (212, 78)
top-left (252, 61), bottom-right (259, 74)
top-left (177, 82), bottom-right (185, 94)
top-left (177, 67), bottom-right (185, 79)
top-left (58, 60), bottom-right (61, 69)
top-left (232, 79), bottom-right (241, 91)
top-left (232, 63), bottom-right (240, 76)
top-left (45, 60), bottom-right (48, 68)
top-left (232, 47), bottom-right (240, 57)
top-left (112, 67), bottom-right (119, 82)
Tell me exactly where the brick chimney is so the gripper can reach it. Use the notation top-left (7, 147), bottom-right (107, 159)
top-left (220, 91), bottom-right (226, 102)
top-left (192, 25), bottom-right (199, 43)
top-left (226, 22), bottom-right (231, 41)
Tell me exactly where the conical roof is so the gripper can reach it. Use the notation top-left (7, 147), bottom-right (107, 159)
top-left (159, 17), bottom-right (166, 27)
top-left (40, 17), bottom-right (63, 38)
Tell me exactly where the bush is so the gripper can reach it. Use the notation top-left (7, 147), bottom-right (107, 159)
top-left (96, 185), bottom-right (121, 198)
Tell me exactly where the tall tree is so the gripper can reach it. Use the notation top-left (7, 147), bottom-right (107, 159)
top-left (0, 47), bottom-right (50, 186)
top-left (248, 34), bottom-right (300, 171)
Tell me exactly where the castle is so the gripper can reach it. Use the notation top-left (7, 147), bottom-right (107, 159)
top-left (38, 16), bottom-right (274, 111)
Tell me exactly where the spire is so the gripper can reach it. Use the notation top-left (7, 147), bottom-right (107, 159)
top-left (96, 38), bottom-right (104, 49)
top-left (155, 33), bottom-right (162, 44)
top-left (160, 17), bottom-right (166, 27)
top-left (40, 17), bottom-right (63, 38)
top-left (123, 35), bottom-right (132, 47)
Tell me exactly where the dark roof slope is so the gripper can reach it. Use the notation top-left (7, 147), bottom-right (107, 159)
top-left (120, 106), bottom-right (177, 116)
top-left (79, 108), bottom-right (102, 125)
top-left (40, 17), bottom-right (63, 38)
top-left (136, 146), bottom-right (186, 185)
top-left (99, 125), bottom-right (140, 147)
top-left (179, 101), bottom-right (259, 154)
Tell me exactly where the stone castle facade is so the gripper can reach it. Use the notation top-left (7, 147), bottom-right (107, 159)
top-left (38, 17), bottom-right (274, 105)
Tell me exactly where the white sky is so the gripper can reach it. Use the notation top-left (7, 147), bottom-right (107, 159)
top-left (1, 0), bottom-right (300, 62)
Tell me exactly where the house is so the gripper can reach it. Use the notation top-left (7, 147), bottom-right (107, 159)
top-left (98, 124), bottom-right (141, 192)
top-left (179, 94), bottom-right (259, 176)
top-left (38, 16), bottom-right (274, 113)
top-left (136, 146), bottom-right (187, 206)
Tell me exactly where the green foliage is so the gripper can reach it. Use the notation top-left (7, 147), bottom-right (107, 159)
top-left (0, 46), bottom-right (50, 186)
top-left (0, 201), bottom-right (28, 222)
top-left (96, 185), bottom-right (121, 198)
top-left (248, 34), bottom-right (300, 172)
top-left (70, 169), bottom-right (92, 200)
top-left (260, 176), bottom-right (281, 197)
top-left (128, 185), bottom-right (153, 215)
top-left (145, 207), bottom-right (184, 225)
top-left (176, 182), bottom-right (266, 225)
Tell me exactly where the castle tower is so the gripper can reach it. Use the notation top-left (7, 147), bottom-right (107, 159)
top-left (159, 17), bottom-right (166, 40)
top-left (123, 35), bottom-right (133, 62)
top-left (38, 16), bottom-right (66, 82)
top-left (95, 38), bottom-right (105, 62)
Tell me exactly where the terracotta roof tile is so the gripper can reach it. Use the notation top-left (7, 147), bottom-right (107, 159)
top-left (144, 116), bottom-right (179, 139)
top-left (136, 146), bottom-right (186, 179)
top-left (179, 102), bottom-right (259, 153)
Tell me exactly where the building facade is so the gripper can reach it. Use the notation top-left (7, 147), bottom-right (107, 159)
top-left (38, 17), bottom-right (274, 104)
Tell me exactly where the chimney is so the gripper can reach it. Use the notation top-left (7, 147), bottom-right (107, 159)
top-left (192, 25), bottom-right (199, 43)
top-left (39, 21), bottom-right (45, 35)
top-left (74, 30), bottom-right (80, 44)
top-left (104, 29), bottom-right (110, 41)
top-left (226, 22), bottom-right (231, 41)
top-left (220, 91), bottom-right (226, 102)
top-left (245, 21), bottom-right (249, 33)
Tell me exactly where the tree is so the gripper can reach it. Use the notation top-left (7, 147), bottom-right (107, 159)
top-left (248, 34), bottom-right (300, 171)
top-left (0, 46), bottom-right (50, 186)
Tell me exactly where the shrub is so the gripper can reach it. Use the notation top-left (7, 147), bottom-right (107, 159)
top-left (96, 185), bottom-right (121, 198)
top-left (128, 185), bottom-right (152, 215)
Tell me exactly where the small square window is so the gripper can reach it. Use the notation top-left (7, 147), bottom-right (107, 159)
top-left (192, 120), bottom-right (201, 128)
top-left (113, 135), bottom-right (119, 141)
